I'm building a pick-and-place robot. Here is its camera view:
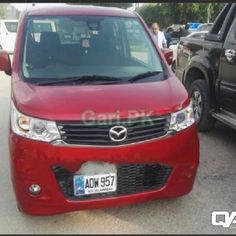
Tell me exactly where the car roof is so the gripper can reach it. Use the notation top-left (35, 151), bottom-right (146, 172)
top-left (187, 30), bottom-right (208, 37)
top-left (24, 4), bottom-right (136, 18)
top-left (199, 23), bottom-right (213, 26)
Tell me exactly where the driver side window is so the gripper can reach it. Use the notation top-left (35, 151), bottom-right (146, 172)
top-left (224, 15), bottom-right (236, 48)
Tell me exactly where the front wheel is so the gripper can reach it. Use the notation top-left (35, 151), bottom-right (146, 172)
top-left (188, 80), bottom-right (215, 131)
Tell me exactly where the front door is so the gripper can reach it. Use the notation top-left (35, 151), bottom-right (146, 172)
top-left (218, 13), bottom-right (236, 114)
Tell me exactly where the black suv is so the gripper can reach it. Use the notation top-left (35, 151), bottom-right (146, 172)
top-left (176, 3), bottom-right (236, 131)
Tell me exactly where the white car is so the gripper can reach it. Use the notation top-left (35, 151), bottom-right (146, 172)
top-left (0, 19), bottom-right (18, 53)
top-left (196, 23), bottom-right (213, 31)
top-left (169, 38), bottom-right (180, 72)
top-left (170, 31), bottom-right (208, 72)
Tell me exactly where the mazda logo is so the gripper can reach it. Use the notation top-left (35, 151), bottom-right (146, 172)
top-left (109, 126), bottom-right (127, 142)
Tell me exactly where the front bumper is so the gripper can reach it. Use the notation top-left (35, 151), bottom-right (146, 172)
top-left (9, 125), bottom-right (199, 216)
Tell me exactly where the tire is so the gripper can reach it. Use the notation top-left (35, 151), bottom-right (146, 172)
top-left (188, 80), bottom-right (215, 132)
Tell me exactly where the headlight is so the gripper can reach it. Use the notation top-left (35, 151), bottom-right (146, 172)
top-left (169, 102), bottom-right (195, 132)
top-left (11, 102), bottom-right (60, 143)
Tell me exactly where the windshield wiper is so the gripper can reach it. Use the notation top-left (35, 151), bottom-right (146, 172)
top-left (36, 75), bottom-right (123, 86)
top-left (127, 71), bottom-right (163, 83)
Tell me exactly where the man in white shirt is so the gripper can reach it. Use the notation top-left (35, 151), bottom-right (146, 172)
top-left (150, 22), bottom-right (167, 49)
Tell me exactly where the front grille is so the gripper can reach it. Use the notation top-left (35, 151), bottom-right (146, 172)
top-left (52, 163), bottom-right (172, 200)
top-left (57, 115), bottom-right (170, 146)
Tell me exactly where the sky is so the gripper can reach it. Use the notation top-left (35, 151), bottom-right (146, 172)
top-left (11, 3), bottom-right (67, 11)
top-left (11, 3), bottom-right (143, 12)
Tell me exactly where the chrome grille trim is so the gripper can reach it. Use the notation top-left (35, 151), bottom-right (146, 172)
top-left (56, 115), bottom-right (171, 146)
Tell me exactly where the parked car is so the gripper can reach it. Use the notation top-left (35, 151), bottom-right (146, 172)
top-left (187, 22), bottom-right (202, 32)
top-left (196, 23), bottom-right (213, 31)
top-left (0, 5), bottom-right (199, 216)
top-left (187, 31), bottom-right (208, 39)
top-left (0, 19), bottom-right (18, 53)
top-left (166, 24), bottom-right (185, 32)
top-left (170, 31), bottom-right (208, 72)
top-left (176, 3), bottom-right (236, 131)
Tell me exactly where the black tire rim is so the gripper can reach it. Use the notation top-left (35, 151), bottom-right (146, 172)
top-left (191, 90), bottom-right (202, 123)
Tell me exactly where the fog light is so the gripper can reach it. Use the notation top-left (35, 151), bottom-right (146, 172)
top-left (28, 184), bottom-right (41, 195)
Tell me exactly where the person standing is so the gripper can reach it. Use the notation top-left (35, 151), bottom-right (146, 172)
top-left (164, 27), bottom-right (174, 48)
top-left (150, 22), bottom-right (167, 48)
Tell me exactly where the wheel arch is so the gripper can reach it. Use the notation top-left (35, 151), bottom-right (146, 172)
top-left (183, 61), bottom-right (216, 105)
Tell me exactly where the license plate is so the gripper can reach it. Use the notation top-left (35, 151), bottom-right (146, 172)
top-left (73, 173), bottom-right (117, 196)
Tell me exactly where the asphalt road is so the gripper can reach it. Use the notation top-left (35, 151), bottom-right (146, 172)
top-left (0, 71), bottom-right (236, 234)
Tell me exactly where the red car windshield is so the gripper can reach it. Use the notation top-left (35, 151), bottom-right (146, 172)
top-left (21, 15), bottom-right (163, 83)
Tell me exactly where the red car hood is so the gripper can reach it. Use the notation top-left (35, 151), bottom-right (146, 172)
top-left (12, 76), bottom-right (189, 121)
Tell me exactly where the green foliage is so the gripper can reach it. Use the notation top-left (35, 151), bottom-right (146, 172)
top-left (210, 3), bottom-right (226, 21)
top-left (0, 3), bottom-right (20, 19)
top-left (137, 4), bottom-right (157, 27)
top-left (0, 4), bottom-right (6, 18)
top-left (138, 3), bottom-right (227, 29)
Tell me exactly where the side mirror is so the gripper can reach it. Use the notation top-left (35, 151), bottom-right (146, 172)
top-left (161, 48), bottom-right (173, 66)
top-left (225, 49), bottom-right (236, 63)
top-left (0, 50), bottom-right (12, 75)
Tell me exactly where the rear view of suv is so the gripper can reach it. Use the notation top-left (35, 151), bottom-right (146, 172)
top-left (0, 5), bottom-right (199, 215)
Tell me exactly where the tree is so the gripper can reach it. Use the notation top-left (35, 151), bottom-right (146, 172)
top-left (138, 2), bottom-right (227, 30)
top-left (0, 4), bottom-right (7, 18)
top-left (137, 4), bottom-right (157, 28)
top-left (0, 3), bottom-right (20, 19)
top-left (210, 3), bottom-right (226, 22)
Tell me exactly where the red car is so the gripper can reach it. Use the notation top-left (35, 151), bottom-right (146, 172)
top-left (0, 5), bottom-right (199, 216)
